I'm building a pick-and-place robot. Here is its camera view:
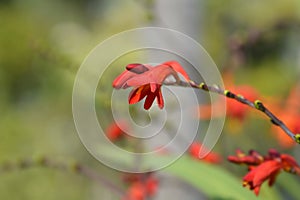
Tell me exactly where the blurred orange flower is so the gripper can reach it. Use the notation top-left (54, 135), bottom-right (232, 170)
top-left (189, 142), bottom-right (221, 164)
top-left (272, 84), bottom-right (300, 148)
top-left (123, 173), bottom-right (158, 200)
top-left (105, 121), bottom-right (128, 141)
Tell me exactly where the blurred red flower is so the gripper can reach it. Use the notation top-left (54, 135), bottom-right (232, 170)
top-left (223, 71), bottom-right (260, 121)
top-left (197, 85), bottom-right (259, 122)
top-left (228, 149), bottom-right (263, 166)
top-left (105, 121), bottom-right (128, 141)
top-left (226, 85), bottom-right (259, 120)
top-left (113, 61), bottom-right (190, 110)
top-left (123, 182), bottom-right (145, 200)
top-left (272, 84), bottom-right (300, 148)
top-left (228, 149), bottom-right (300, 195)
top-left (272, 114), bottom-right (300, 148)
top-left (189, 142), bottom-right (221, 164)
top-left (123, 173), bottom-right (159, 200)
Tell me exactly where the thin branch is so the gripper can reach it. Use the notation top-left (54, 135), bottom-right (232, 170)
top-left (164, 80), bottom-right (300, 144)
top-left (0, 157), bottom-right (124, 197)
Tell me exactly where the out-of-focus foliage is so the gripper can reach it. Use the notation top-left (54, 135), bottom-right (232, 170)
top-left (0, 1), bottom-right (146, 199)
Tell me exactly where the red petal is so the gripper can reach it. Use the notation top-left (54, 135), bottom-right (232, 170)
top-left (128, 86), bottom-right (148, 104)
top-left (113, 70), bottom-right (137, 89)
top-left (113, 64), bottom-right (152, 89)
top-left (252, 161), bottom-right (280, 186)
top-left (105, 122), bottom-right (124, 141)
top-left (227, 156), bottom-right (240, 163)
top-left (280, 154), bottom-right (300, 172)
top-left (125, 182), bottom-right (146, 200)
top-left (126, 65), bottom-right (177, 87)
top-left (150, 83), bottom-right (157, 92)
top-left (145, 177), bottom-right (159, 196)
top-left (228, 149), bottom-right (264, 165)
top-left (144, 92), bottom-right (156, 110)
top-left (128, 84), bottom-right (164, 110)
top-left (163, 60), bottom-right (190, 81)
top-left (203, 152), bottom-right (221, 164)
top-left (254, 187), bottom-right (260, 196)
top-left (243, 160), bottom-right (281, 195)
top-left (156, 87), bottom-right (164, 109)
top-left (189, 142), bottom-right (221, 163)
top-left (268, 170), bottom-right (279, 186)
top-left (189, 142), bottom-right (201, 158)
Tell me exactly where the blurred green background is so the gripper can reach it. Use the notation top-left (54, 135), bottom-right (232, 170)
top-left (1, 0), bottom-right (300, 199)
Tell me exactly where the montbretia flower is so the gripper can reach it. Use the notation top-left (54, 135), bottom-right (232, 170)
top-left (189, 142), bottom-right (221, 164)
top-left (113, 61), bottom-right (190, 110)
top-left (124, 182), bottom-right (145, 200)
top-left (197, 85), bottom-right (259, 123)
top-left (227, 149), bottom-right (263, 166)
top-left (228, 149), bottom-right (300, 195)
top-left (273, 113), bottom-right (300, 148)
top-left (222, 71), bottom-right (260, 121)
top-left (242, 160), bottom-right (281, 195)
top-left (123, 173), bottom-right (159, 200)
top-left (113, 64), bottom-right (151, 89)
top-left (265, 84), bottom-right (300, 148)
top-left (105, 121), bottom-right (128, 141)
top-left (226, 85), bottom-right (259, 120)
top-left (128, 84), bottom-right (164, 110)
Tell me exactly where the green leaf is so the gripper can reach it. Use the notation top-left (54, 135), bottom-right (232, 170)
top-left (277, 173), bottom-right (300, 200)
top-left (98, 146), bottom-right (280, 199)
top-left (161, 156), bottom-right (280, 200)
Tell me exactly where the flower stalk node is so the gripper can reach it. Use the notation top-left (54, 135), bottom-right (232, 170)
top-left (254, 100), bottom-right (265, 111)
top-left (294, 134), bottom-right (300, 144)
top-left (224, 90), bottom-right (235, 98)
top-left (199, 83), bottom-right (208, 91)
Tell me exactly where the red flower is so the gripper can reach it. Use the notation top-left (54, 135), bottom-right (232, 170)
top-left (243, 160), bottom-right (281, 195)
top-left (188, 142), bottom-right (221, 164)
top-left (124, 182), bottom-right (145, 200)
top-left (280, 154), bottom-right (300, 174)
top-left (161, 60), bottom-right (190, 81)
top-left (144, 176), bottom-right (158, 196)
top-left (227, 149), bottom-right (263, 166)
top-left (270, 84), bottom-right (300, 148)
top-left (228, 149), bottom-right (300, 195)
top-left (128, 84), bottom-right (163, 110)
top-left (226, 85), bottom-right (259, 120)
top-left (197, 85), bottom-right (259, 122)
top-left (113, 61), bottom-right (190, 110)
top-left (113, 64), bottom-right (152, 89)
top-left (273, 112), bottom-right (300, 148)
top-left (221, 71), bottom-right (260, 120)
top-left (123, 173), bottom-right (159, 200)
top-left (105, 121), bottom-right (128, 141)
top-left (125, 64), bottom-right (179, 87)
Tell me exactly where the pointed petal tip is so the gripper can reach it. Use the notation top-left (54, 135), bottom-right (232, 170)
top-left (162, 60), bottom-right (190, 81)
